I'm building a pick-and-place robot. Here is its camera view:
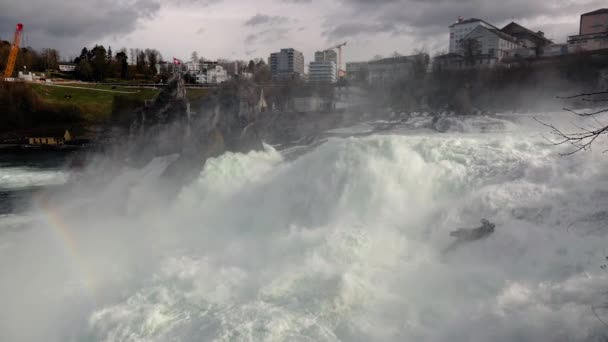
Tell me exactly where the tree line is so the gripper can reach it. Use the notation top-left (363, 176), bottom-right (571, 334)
top-left (73, 46), bottom-right (161, 82)
top-left (0, 39), bottom-right (164, 82)
top-left (0, 40), bottom-right (60, 75)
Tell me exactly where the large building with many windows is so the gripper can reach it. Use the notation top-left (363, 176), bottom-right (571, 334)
top-left (449, 18), bottom-right (496, 53)
top-left (308, 61), bottom-right (337, 83)
top-left (463, 25), bottom-right (520, 64)
top-left (314, 50), bottom-right (337, 64)
top-left (269, 48), bottom-right (305, 80)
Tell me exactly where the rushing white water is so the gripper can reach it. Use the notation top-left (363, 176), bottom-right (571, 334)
top-left (0, 167), bottom-right (68, 190)
top-left (2, 113), bottom-right (608, 341)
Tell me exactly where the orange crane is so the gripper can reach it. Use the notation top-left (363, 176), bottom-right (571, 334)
top-left (3, 23), bottom-right (24, 79)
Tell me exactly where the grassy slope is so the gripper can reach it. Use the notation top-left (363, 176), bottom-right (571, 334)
top-left (30, 84), bottom-right (160, 121)
top-left (30, 84), bottom-right (209, 122)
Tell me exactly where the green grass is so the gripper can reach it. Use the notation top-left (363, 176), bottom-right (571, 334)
top-left (31, 83), bottom-right (160, 121)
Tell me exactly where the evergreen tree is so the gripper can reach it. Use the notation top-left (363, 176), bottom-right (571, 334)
top-left (91, 45), bottom-right (108, 81)
top-left (115, 50), bottom-right (129, 79)
top-left (76, 58), bottom-right (93, 81)
top-left (115, 49), bottom-right (129, 80)
top-left (79, 47), bottom-right (89, 61)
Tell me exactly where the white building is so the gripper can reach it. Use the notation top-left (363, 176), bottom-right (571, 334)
top-left (462, 25), bottom-right (520, 64)
top-left (449, 18), bottom-right (497, 53)
top-left (17, 71), bottom-right (44, 82)
top-left (58, 64), bottom-right (76, 72)
top-left (17, 71), bottom-right (33, 82)
top-left (195, 73), bottom-right (207, 84)
top-left (185, 61), bottom-right (201, 75)
top-left (308, 61), bottom-right (337, 83)
top-left (207, 65), bottom-right (228, 84)
top-left (194, 65), bottom-right (228, 84)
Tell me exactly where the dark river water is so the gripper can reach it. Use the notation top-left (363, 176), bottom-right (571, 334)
top-left (0, 151), bottom-right (74, 214)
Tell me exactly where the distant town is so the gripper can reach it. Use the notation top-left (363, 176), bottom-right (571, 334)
top-left (143, 7), bottom-right (608, 86)
top-left (2, 8), bottom-right (607, 87)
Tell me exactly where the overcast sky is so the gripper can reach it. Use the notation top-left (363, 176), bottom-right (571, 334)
top-left (0, 0), bottom-right (605, 64)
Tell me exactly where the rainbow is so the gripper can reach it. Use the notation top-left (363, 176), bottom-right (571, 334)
top-left (35, 194), bottom-right (99, 302)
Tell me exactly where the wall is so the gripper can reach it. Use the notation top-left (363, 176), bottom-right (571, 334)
top-left (581, 13), bottom-right (608, 35)
top-left (569, 34), bottom-right (608, 52)
top-left (466, 26), bottom-right (518, 60)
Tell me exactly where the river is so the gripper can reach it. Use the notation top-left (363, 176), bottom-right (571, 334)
top-left (1, 112), bottom-right (608, 341)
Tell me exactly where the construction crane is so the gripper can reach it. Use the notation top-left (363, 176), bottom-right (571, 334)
top-left (3, 23), bottom-right (24, 79)
top-left (324, 42), bottom-right (347, 78)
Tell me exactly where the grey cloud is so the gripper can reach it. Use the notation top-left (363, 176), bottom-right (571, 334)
top-left (0, 0), bottom-right (162, 54)
top-left (245, 27), bottom-right (291, 45)
top-left (245, 33), bottom-right (258, 44)
top-left (168, 0), bottom-right (222, 7)
top-left (323, 22), bottom-right (398, 40)
top-left (244, 12), bottom-right (297, 47)
top-left (325, 0), bottom-right (607, 41)
top-left (244, 14), bottom-right (292, 26)
top-left (0, 0), bottom-right (224, 56)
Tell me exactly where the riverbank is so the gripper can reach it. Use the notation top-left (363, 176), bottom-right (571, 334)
top-left (0, 81), bottom-right (210, 143)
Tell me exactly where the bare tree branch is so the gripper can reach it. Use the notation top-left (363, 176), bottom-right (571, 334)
top-left (557, 90), bottom-right (608, 99)
top-left (536, 89), bottom-right (608, 155)
top-left (592, 304), bottom-right (608, 329)
top-left (534, 116), bottom-right (608, 156)
top-left (582, 98), bottom-right (608, 103)
top-left (563, 107), bottom-right (608, 117)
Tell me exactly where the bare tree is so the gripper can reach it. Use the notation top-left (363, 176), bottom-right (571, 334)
top-left (462, 38), bottom-right (481, 67)
top-left (537, 90), bottom-right (608, 155)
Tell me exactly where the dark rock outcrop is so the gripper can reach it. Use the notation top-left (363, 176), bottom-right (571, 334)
top-left (119, 74), bottom-right (264, 188)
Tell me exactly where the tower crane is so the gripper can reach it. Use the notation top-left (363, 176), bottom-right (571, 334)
top-left (324, 42), bottom-right (347, 78)
top-left (3, 23), bottom-right (24, 79)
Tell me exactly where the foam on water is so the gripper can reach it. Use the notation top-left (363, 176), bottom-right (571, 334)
top-left (0, 167), bottom-right (68, 190)
top-left (2, 113), bottom-right (608, 341)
